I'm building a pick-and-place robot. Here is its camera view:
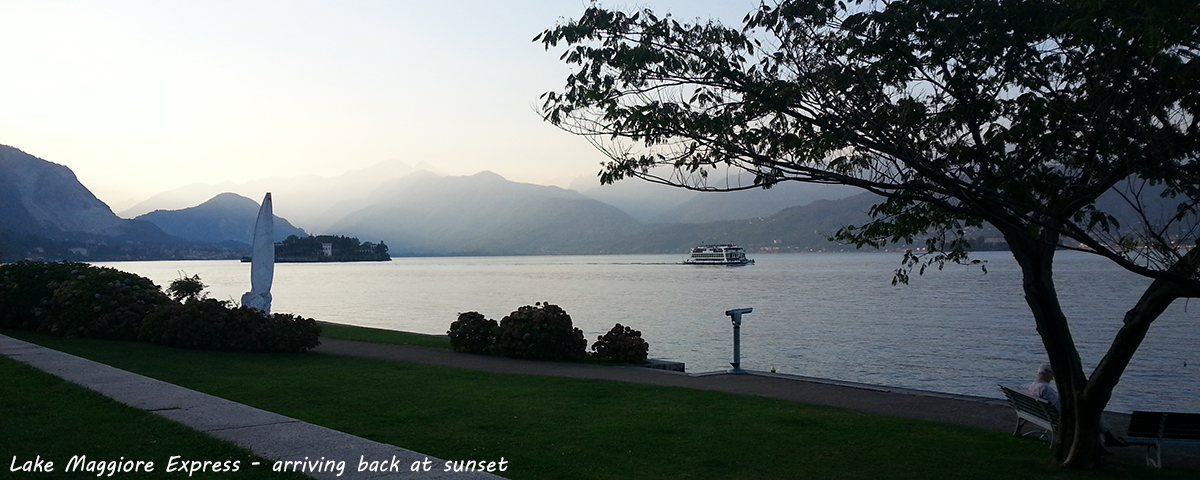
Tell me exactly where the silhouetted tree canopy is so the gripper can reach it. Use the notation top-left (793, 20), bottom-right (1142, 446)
top-left (167, 273), bottom-right (207, 303)
top-left (539, 0), bottom-right (1199, 468)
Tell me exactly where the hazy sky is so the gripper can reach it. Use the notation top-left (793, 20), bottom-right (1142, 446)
top-left (1, 0), bottom-right (755, 208)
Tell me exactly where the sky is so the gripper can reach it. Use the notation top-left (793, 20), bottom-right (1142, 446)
top-left (0, 0), bottom-right (756, 210)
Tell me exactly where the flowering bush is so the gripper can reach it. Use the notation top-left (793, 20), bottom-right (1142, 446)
top-left (0, 261), bottom-right (320, 352)
top-left (0, 261), bottom-right (171, 338)
top-left (494, 302), bottom-right (586, 361)
top-left (447, 311), bottom-right (498, 354)
top-left (0, 261), bottom-right (85, 331)
top-left (591, 323), bottom-right (649, 363)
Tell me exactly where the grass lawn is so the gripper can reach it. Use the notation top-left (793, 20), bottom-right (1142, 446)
top-left (317, 322), bottom-right (640, 366)
top-left (0, 355), bottom-right (310, 479)
top-left (318, 321), bottom-right (452, 349)
top-left (3, 328), bottom-right (1191, 480)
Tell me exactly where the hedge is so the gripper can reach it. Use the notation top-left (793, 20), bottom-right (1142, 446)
top-left (0, 261), bottom-right (319, 352)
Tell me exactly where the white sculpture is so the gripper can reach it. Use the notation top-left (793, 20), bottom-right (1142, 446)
top-left (241, 193), bottom-right (274, 313)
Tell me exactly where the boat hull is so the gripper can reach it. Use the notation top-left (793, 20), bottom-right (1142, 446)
top-left (683, 258), bottom-right (755, 266)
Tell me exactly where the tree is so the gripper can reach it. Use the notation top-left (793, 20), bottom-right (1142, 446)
top-left (537, 0), bottom-right (1200, 467)
top-left (167, 273), bottom-right (207, 303)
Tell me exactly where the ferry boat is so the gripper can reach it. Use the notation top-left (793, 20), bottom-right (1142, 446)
top-left (684, 244), bottom-right (755, 266)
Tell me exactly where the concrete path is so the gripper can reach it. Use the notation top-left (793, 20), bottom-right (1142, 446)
top-left (0, 335), bottom-right (505, 480)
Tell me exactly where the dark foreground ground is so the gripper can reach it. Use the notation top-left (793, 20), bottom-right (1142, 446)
top-left (315, 339), bottom-right (1199, 471)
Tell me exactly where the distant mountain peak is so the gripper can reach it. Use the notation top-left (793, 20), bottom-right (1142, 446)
top-left (135, 192), bottom-right (305, 245)
top-left (0, 144), bottom-right (125, 237)
top-left (209, 191), bottom-right (251, 201)
top-left (199, 192), bottom-right (258, 208)
top-left (470, 170), bottom-right (505, 180)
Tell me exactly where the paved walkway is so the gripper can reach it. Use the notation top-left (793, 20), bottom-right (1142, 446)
top-left (0, 335), bottom-right (505, 480)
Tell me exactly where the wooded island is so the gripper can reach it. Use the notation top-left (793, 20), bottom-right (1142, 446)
top-left (271, 235), bottom-right (390, 262)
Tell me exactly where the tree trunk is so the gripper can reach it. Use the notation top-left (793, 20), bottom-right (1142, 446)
top-left (1006, 229), bottom-right (1200, 468)
top-left (1072, 247), bottom-right (1200, 465)
top-left (1004, 231), bottom-right (1093, 465)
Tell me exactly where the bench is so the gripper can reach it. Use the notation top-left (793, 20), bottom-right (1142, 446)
top-left (999, 385), bottom-right (1059, 445)
top-left (1122, 411), bottom-right (1200, 468)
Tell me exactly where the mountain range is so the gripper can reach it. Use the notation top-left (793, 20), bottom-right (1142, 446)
top-left (5, 140), bottom-right (1187, 263)
top-left (571, 175), bottom-right (860, 224)
top-left (118, 159), bottom-right (430, 233)
top-left (0, 143), bottom-right (899, 261)
top-left (0, 145), bottom-right (199, 260)
top-left (1, 144), bottom-right (140, 239)
top-left (318, 170), bottom-right (882, 255)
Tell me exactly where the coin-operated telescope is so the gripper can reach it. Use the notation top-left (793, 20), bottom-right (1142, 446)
top-left (724, 308), bottom-right (752, 374)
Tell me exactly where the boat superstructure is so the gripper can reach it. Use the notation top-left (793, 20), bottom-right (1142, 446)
top-left (684, 244), bottom-right (754, 266)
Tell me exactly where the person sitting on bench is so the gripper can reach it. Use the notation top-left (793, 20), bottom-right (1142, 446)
top-left (1030, 363), bottom-right (1128, 452)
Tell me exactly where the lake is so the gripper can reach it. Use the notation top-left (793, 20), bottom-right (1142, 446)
top-left (98, 250), bottom-right (1199, 413)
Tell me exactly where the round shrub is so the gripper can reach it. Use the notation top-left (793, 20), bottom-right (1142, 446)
top-left (448, 311), bottom-right (498, 354)
top-left (591, 323), bottom-right (649, 363)
top-left (494, 302), bottom-right (586, 361)
top-left (44, 266), bottom-right (171, 339)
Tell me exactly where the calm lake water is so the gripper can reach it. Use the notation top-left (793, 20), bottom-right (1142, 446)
top-left (99, 251), bottom-right (1199, 413)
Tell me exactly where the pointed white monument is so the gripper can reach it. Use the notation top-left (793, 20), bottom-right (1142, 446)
top-left (241, 193), bottom-right (274, 314)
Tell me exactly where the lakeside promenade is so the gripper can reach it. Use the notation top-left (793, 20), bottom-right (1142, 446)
top-left (314, 338), bottom-right (1200, 471)
top-left (4, 333), bottom-right (1196, 474)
